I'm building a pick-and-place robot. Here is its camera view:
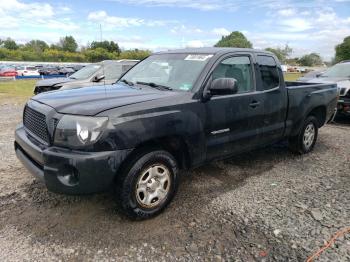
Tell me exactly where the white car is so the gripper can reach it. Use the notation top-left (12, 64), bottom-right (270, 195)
top-left (16, 66), bottom-right (40, 76)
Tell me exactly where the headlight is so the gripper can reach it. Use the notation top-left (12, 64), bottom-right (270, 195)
top-left (54, 115), bottom-right (108, 148)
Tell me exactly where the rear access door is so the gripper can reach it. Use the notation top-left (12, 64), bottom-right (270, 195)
top-left (255, 54), bottom-right (288, 144)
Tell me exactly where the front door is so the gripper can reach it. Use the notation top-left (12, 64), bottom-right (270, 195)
top-left (204, 54), bottom-right (265, 160)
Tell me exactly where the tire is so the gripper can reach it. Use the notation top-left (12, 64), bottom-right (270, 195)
top-left (288, 116), bottom-right (319, 154)
top-left (115, 150), bottom-right (179, 219)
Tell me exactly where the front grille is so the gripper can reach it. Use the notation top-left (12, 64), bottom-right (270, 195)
top-left (23, 106), bottom-right (49, 144)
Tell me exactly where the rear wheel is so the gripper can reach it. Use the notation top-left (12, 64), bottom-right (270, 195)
top-left (288, 116), bottom-right (318, 154)
top-left (115, 150), bottom-right (179, 219)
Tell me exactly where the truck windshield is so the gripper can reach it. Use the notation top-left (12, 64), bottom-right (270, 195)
top-left (120, 53), bottom-right (213, 91)
top-left (321, 63), bottom-right (350, 78)
top-left (69, 64), bottom-right (101, 80)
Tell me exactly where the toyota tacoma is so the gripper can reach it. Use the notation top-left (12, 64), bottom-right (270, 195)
top-left (15, 48), bottom-right (338, 219)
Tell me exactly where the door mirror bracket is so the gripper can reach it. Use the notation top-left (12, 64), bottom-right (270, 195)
top-left (93, 73), bottom-right (105, 82)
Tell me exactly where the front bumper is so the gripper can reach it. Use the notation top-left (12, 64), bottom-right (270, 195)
top-left (15, 124), bottom-right (132, 194)
top-left (337, 98), bottom-right (350, 115)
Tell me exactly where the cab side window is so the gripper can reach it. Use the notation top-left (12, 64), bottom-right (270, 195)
top-left (212, 56), bottom-right (253, 93)
top-left (257, 55), bottom-right (280, 90)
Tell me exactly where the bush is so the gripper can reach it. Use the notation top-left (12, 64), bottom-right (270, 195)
top-left (0, 47), bottom-right (151, 62)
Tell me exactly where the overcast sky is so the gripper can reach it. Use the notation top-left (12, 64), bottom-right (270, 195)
top-left (1, 0), bottom-right (350, 60)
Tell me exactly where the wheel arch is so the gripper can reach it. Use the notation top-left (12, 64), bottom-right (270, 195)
top-left (115, 135), bottom-right (192, 181)
top-left (307, 105), bottom-right (327, 127)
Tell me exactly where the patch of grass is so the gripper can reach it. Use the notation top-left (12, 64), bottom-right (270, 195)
top-left (0, 80), bottom-right (35, 99)
top-left (284, 72), bottom-right (302, 81)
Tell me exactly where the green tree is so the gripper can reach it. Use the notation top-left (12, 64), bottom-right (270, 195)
top-left (59, 36), bottom-right (78, 52)
top-left (50, 43), bottom-right (62, 50)
top-left (118, 49), bottom-right (151, 60)
top-left (84, 47), bottom-right (115, 62)
top-left (2, 38), bottom-right (19, 50)
top-left (0, 35), bottom-right (153, 62)
top-left (335, 36), bottom-right (350, 62)
top-left (214, 31), bottom-right (252, 48)
top-left (24, 40), bottom-right (49, 52)
top-left (90, 41), bottom-right (121, 54)
top-left (265, 44), bottom-right (293, 63)
top-left (298, 53), bottom-right (323, 67)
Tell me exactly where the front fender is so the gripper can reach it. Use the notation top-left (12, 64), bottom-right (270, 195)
top-left (107, 108), bottom-right (206, 166)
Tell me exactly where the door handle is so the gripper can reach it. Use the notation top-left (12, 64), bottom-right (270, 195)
top-left (249, 101), bottom-right (260, 108)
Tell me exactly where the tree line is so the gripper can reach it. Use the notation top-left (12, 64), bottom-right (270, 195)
top-left (215, 31), bottom-right (350, 66)
top-left (0, 36), bottom-right (151, 62)
top-left (1, 33), bottom-right (349, 65)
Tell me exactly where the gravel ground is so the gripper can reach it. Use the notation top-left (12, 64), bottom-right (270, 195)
top-left (0, 100), bottom-right (349, 261)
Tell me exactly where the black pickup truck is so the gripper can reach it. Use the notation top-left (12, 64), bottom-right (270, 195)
top-left (15, 48), bottom-right (338, 219)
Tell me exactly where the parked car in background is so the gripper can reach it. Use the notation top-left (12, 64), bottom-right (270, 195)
top-left (39, 67), bottom-right (60, 75)
top-left (305, 61), bottom-right (350, 116)
top-left (34, 60), bottom-right (139, 94)
top-left (299, 67), bottom-right (307, 73)
top-left (0, 67), bottom-right (17, 77)
top-left (73, 64), bottom-right (85, 71)
top-left (16, 48), bottom-right (338, 219)
top-left (297, 69), bottom-right (325, 81)
top-left (16, 66), bottom-right (40, 76)
top-left (58, 66), bottom-right (75, 76)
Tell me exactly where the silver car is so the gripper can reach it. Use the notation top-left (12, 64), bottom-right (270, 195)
top-left (304, 61), bottom-right (350, 116)
top-left (34, 60), bottom-right (139, 94)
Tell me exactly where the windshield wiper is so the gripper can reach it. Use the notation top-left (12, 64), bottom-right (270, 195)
top-left (136, 81), bottom-right (172, 91)
top-left (119, 79), bottom-right (134, 86)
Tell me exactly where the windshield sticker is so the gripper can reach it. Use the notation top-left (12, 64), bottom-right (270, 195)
top-left (185, 54), bottom-right (213, 61)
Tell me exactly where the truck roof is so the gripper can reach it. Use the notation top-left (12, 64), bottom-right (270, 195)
top-left (155, 47), bottom-right (273, 56)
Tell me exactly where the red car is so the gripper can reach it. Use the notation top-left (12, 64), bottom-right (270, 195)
top-left (0, 67), bottom-right (18, 77)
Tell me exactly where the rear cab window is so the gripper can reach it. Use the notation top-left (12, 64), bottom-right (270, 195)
top-left (257, 55), bottom-right (280, 90)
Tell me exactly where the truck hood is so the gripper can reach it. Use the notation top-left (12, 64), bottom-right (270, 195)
top-left (36, 77), bottom-right (75, 87)
top-left (305, 77), bottom-right (350, 84)
top-left (31, 84), bottom-right (178, 116)
top-left (305, 77), bottom-right (350, 89)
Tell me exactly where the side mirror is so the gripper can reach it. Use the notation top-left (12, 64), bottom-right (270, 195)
top-left (209, 78), bottom-right (238, 96)
top-left (93, 74), bottom-right (105, 82)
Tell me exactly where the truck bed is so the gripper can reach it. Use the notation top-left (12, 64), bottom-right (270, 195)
top-left (284, 82), bottom-right (338, 137)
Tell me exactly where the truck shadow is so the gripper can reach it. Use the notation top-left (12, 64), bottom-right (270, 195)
top-left (331, 115), bottom-right (350, 126)
top-left (1, 142), bottom-right (308, 259)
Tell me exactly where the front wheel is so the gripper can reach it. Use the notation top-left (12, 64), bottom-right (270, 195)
top-left (288, 116), bottom-right (319, 154)
top-left (116, 150), bottom-right (179, 219)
